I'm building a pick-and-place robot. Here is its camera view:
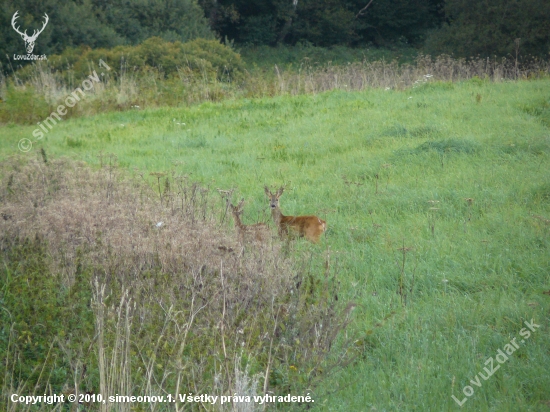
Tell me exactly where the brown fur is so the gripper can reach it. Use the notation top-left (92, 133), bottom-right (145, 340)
top-left (264, 186), bottom-right (326, 243)
top-left (230, 199), bottom-right (270, 244)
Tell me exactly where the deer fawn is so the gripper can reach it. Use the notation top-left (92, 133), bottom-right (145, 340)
top-left (229, 199), bottom-right (270, 244)
top-left (264, 186), bottom-right (326, 243)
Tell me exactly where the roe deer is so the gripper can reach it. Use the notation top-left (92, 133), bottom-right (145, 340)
top-left (264, 186), bottom-right (326, 243)
top-left (229, 199), bottom-right (270, 244)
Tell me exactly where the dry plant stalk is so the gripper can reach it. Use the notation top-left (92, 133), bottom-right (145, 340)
top-left (0, 155), bottom-right (356, 407)
top-left (9, 54), bottom-right (549, 116)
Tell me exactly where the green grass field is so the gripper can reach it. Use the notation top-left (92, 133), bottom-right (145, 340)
top-left (1, 78), bottom-right (549, 410)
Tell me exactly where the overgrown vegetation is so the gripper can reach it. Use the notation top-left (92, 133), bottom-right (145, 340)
top-left (2, 38), bottom-right (548, 126)
top-left (0, 156), bottom-right (357, 410)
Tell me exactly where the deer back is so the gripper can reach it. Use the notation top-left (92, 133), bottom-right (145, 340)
top-left (265, 186), bottom-right (326, 243)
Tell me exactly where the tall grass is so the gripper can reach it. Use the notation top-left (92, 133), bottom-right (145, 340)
top-left (2, 52), bottom-right (549, 125)
top-left (0, 155), bottom-right (355, 411)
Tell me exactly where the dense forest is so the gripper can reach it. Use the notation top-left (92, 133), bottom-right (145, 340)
top-left (1, 0), bottom-right (549, 67)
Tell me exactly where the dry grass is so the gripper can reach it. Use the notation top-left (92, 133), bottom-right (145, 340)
top-left (267, 54), bottom-right (550, 95)
top-left (2, 54), bottom-right (549, 125)
top-left (1, 156), bottom-right (245, 281)
top-left (0, 154), bottom-right (355, 410)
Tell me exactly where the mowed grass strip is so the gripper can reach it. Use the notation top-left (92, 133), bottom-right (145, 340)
top-left (1, 79), bottom-right (549, 410)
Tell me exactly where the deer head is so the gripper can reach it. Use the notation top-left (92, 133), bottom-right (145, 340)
top-left (12, 11), bottom-right (49, 54)
top-left (264, 185), bottom-right (285, 210)
top-left (229, 199), bottom-right (245, 218)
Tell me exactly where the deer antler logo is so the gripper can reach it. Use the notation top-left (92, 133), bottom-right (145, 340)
top-left (11, 11), bottom-right (49, 54)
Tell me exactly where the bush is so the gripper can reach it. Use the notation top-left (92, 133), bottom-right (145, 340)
top-left (181, 38), bottom-right (246, 81)
top-left (31, 37), bottom-right (246, 82)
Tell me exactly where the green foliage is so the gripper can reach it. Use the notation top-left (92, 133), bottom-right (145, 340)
top-left (181, 38), bottom-right (246, 80)
top-left (0, 0), bottom-right (213, 68)
top-left (0, 0), bottom-right (122, 62)
top-left (239, 15), bottom-right (278, 46)
top-left (291, 0), bottom-right (358, 46)
top-left (425, 0), bottom-right (550, 58)
top-left (0, 83), bottom-right (51, 124)
top-left (357, 0), bottom-right (442, 46)
top-left (202, 0), bottom-right (442, 47)
top-left (27, 37), bottom-right (245, 82)
top-left (240, 44), bottom-right (418, 68)
top-left (0, 237), bottom-right (94, 393)
top-left (3, 0), bottom-right (549, 73)
top-left (92, 0), bottom-right (214, 44)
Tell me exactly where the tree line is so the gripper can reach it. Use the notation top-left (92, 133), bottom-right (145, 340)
top-left (1, 0), bottom-right (549, 67)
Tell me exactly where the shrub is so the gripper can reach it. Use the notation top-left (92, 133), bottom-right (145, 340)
top-left (26, 37), bottom-right (245, 83)
top-left (181, 38), bottom-right (246, 81)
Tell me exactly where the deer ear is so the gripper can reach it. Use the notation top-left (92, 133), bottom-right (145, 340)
top-left (264, 186), bottom-right (271, 196)
top-left (238, 198), bottom-right (245, 209)
top-left (277, 186), bottom-right (285, 196)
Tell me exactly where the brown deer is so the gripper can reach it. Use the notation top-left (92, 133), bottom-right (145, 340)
top-left (229, 199), bottom-right (270, 244)
top-left (264, 186), bottom-right (326, 243)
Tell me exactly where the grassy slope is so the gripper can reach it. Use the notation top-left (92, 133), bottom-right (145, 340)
top-left (1, 79), bottom-right (549, 410)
